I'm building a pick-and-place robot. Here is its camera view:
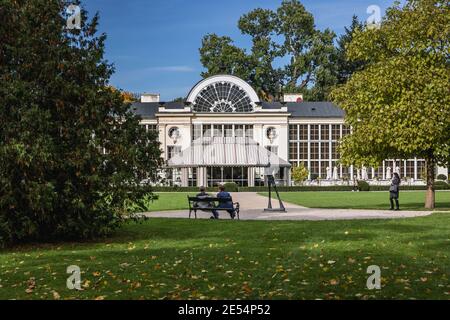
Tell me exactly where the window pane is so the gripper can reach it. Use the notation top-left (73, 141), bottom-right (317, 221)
top-left (289, 125), bottom-right (298, 140)
top-left (331, 142), bottom-right (339, 159)
top-left (321, 125), bottom-right (329, 140)
top-left (192, 125), bottom-right (202, 140)
top-left (223, 167), bottom-right (232, 179)
top-left (212, 167), bottom-right (222, 180)
top-left (310, 161), bottom-right (319, 176)
top-left (310, 125), bottom-right (319, 140)
top-left (289, 142), bottom-right (298, 161)
top-left (405, 160), bottom-right (415, 179)
top-left (167, 146), bottom-right (181, 159)
top-left (203, 124), bottom-right (212, 137)
top-left (417, 160), bottom-right (426, 179)
top-left (321, 161), bottom-right (329, 178)
top-left (299, 142), bottom-right (308, 159)
top-left (224, 125), bottom-right (233, 137)
top-left (332, 125), bottom-right (341, 140)
top-left (245, 125), bottom-right (253, 138)
top-left (299, 125), bottom-right (308, 140)
top-left (213, 124), bottom-right (223, 137)
top-left (235, 125), bottom-right (244, 137)
top-left (310, 142), bottom-right (319, 160)
top-left (321, 142), bottom-right (330, 160)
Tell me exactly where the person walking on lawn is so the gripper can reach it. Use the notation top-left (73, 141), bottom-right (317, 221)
top-left (389, 172), bottom-right (401, 211)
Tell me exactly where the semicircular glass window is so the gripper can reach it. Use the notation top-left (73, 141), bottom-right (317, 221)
top-left (192, 81), bottom-right (254, 113)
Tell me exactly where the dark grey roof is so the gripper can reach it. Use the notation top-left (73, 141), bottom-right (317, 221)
top-left (260, 101), bottom-right (284, 109)
top-left (130, 102), bottom-right (159, 118)
top-left (161, 101), bottom-right (185, 109)
top-left (131, 101), bottom-right (186, 118)
top-left (131, 101), bottom-right (344, 119)
top-left (287, 102), bottom-right (344, 118)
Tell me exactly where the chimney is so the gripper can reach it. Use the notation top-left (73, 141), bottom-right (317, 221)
top-left (283, 93), bottom-right (303, 103)
top-left (141, 93), bottom-right (160, 103)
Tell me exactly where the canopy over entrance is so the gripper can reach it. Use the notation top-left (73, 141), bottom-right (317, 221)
top-left (167, 137), bottom-right (291, 169)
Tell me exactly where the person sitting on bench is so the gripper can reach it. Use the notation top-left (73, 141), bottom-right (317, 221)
top-left (212, 185), bottom-right (236, 220)
top-left (195, 186), bottom-right (216, 219)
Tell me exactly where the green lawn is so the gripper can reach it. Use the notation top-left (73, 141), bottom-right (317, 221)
top-left (144, 192), bottom-right (195, 212)
top-left (0, 213), bottom-right (449, 300)
top-left (260, 191), bottom-right (450, 211)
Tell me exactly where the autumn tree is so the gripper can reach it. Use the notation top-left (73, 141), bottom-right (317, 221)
top-left (199, 0), bottom-right (337, 101)
top-left (292, 163), bottom-right (309, 185)
top-left (331, 0), bottom-right (450, 209)
top-left (0, 0), bottom-right (162, 246)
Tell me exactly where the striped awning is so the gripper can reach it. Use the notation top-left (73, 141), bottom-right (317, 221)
top-left (167, 137), bottom-right (291, 168)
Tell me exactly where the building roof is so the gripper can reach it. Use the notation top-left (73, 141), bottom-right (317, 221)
top-left (287, 102), bottom-right (345, 118)
top-left (167, 137), bottom-right (291, 168)
top-left (130, 102), bottom-right (160, 118)
top-left (130, 101), bottom-right (344, 119)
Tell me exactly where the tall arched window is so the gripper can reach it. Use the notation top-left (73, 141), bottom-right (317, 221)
top-left (186, 75), bottom-right (260, 113)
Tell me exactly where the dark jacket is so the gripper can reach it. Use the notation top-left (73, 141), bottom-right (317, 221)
top-left (390, 176), bottom-right (400, 194)
top-left (217, 191), bottom-right (233, 209)
top-left (195, 191), bottom-right (213, 209)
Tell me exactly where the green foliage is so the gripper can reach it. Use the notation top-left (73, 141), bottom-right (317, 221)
top-left (331, 0), bottom-right (449, 167)
top-left (171, 97), bottom-right (185, 103)
top-left (291, 163), bottom-right (309, 185)
top-left (223, 182), bottom-right (239, 192)
top-left (335, 15), bottom-right (367, 84)
top-left (0, 1), bottom-right (162, 246)
top-left (357, 180), bottom-right (370, 191)
top-left (199, 0), bottom-right (338, 101)
top-left (331, 0), bottom-right (450, 207)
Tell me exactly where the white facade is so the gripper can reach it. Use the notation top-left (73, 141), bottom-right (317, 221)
top-left (134, 75), bottom-right (448, 187)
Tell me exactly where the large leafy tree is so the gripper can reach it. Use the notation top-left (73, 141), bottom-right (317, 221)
top-left (331, 0), bottom-right (450, 209)
top-left (335, 15), bottom-right (367, 84)
top-left (0, 0), bottom-right (162, 246)
top-left (199, 0), bottom-right (337, 101)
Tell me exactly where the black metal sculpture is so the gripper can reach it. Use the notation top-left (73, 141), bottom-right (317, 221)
top-left (264, 174), bottom-right (286, 212)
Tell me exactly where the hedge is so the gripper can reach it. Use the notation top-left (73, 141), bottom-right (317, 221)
top-left (150, 182), bottom-right (449, 192)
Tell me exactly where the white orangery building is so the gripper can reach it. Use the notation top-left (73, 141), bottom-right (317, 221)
top-left (132, 75), bottom-right (447, 187)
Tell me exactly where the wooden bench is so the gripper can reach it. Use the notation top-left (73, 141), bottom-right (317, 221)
top-left (187, 196), bottom-right (240, 220)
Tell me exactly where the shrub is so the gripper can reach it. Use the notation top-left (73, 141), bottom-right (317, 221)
top-left (223, 182), bottom-right (239, 192)
top-left (291, 163), bottom-right (309, 185)
top-left (436, 174), bottom-right (448, 181)
top-left (148, 183), bottom-right (450, 193)
top-left (357, 180), bottom-right (370, 191)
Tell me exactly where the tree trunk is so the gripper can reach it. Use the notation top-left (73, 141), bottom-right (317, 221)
top-left (424, 157), bottom-right (435, 209)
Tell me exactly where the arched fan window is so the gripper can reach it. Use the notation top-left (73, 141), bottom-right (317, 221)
top-left (192, 81), bottom-right (254, 113)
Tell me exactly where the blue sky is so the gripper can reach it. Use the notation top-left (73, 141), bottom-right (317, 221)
top-left (84, 0), bottom-right (395, 100)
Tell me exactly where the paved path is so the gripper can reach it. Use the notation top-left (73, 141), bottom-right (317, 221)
top-left (142, 192), bottom-right (433, 221)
